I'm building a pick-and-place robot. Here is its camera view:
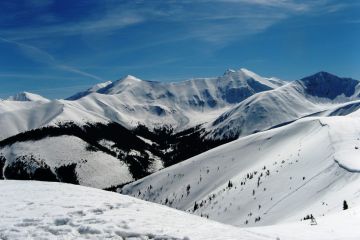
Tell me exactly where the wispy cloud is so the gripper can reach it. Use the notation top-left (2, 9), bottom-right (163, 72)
top-left (0, 1), bottom-right (151, 41)
top-left (0, 36), bottom-right (104, 81)
top-left (2, 14), bottom-right (144, 41)
top-left (0, 73), bottom-right (81, 80)
top-left (0, 0), bottom-right (350, 45)
top-left (205, 0), bottom-right (310, 11)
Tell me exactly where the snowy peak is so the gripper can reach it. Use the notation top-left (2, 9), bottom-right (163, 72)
top-left (97, 75), bottom-right (144, 94)
top-left (121, 74), bottom-right (142, 82)
top-left (223, 68), bottom-right (237, 75)
top-left (89, 81), bottom-right (112, 92)
top-left (114, 75), bottom-right (143, 86)
top-left (220, 68), bottom-right (279, 89)
top-left (296, 71), bottom-right (360, 100)
top-left (70, 68), bottom-right (281, 100)
top-left (6, 92), bottom-right (49, 103)
top-left (0, 68), bottom-right (284, 139)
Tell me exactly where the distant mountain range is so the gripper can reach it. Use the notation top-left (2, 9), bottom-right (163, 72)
top-left (1, 68), bottom-right (360, 195)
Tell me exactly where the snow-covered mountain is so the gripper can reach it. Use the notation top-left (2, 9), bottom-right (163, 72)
top-left (70, 69), bottom-right (279, 103)
top-left (0, 69), bottom-right (282, 141)
top-left (0, 136), bottom-right (133, 189)
top-left (0, 121), bottom-right (172, 188)
top-left (65, 69), bottom-right (282, 129)
top-left (3, 69), bottom-right (360, 194)
top-left (2, 180), bottom-right (360, 240)
top-left (6, 92), bottom-right (49, 103)
top-left (266, 77), bottom-right (287, 87)
top-left (205, 72), bottom-right (360, 139)
top-left (2, 69), bottom-right (360, 239)
top-left (122, 114), bottom-right (360, 227)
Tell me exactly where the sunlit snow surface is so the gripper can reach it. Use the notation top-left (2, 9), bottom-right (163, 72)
top-left (0, 181), bottom-right (260, 240)
top-left (1, 180), bottom-right (360, 240)
top-left (123, 116), bottom-right (360, 227)
top-left (0, 69), bottom-right (280, 140)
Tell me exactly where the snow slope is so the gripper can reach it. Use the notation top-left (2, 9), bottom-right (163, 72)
top-left (206, 72), bottom-right (360, 139)
top-left (0, 180), bottom-right (263, 240)
top-left (122, 115), bottom-right (360, 227)
top-left (1, 180), bottom-right (360, 240)
top-left (0, 100), bottom-right (39, 114)
top-left (0, 136), bottom-right (133, 189)
top-left (0, 100), bottom-right (108, 140)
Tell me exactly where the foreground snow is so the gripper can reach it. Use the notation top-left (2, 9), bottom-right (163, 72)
top-left (0, 181), bottom-right (261, 240)
top-left (1, 180), bottom-right (360, 240)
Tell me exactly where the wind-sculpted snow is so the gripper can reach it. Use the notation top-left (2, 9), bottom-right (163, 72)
top-left (123, 116), bottom-right (360, 228)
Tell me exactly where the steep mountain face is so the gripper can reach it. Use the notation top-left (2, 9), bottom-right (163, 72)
top-left (6, 92), bottom-right (49, 103)
top-left (205, 72), bottom-right (360, 140)
top-left (297, 71), bottom-right (360, 101)
top-left (122, 115), bottom-right (360, 227)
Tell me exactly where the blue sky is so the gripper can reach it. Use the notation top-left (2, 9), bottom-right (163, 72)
top-left (0, 0), bottom-right (359, 99)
